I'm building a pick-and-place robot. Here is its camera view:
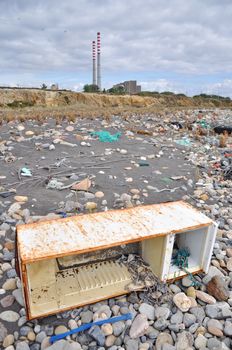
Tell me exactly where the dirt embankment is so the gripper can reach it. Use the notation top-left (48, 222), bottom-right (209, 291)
top-left (0, 88), bottom-right (231, 123)
top-left (0, 88), bottom-right (232, 109)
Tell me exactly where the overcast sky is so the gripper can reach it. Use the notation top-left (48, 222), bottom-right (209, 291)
top-left (0, 0), bottom-right (232, 95)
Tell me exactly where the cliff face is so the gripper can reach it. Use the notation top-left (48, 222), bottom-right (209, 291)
top-left (0, 88), bottom-right (231, 109)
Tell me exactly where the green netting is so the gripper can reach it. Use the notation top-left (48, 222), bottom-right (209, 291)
top-left (172, 247), bottom-right (201, 287)
top-left (91, 131), bottom-right (122, 142)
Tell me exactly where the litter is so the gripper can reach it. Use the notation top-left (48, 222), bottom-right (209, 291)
top-left (20, 167), bottom-right (32, 177)
top-left (50, 313), bottom-right (132, 343)
top-left (91, 130), bottom-right (121, 142)
top-left (175, 137), bottom-right (192, 147)
top-left (16, 201), bottom-right (217, 319)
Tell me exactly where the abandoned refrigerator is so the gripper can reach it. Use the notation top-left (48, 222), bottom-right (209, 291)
top-left (16, 200), bottom-right (217, 319)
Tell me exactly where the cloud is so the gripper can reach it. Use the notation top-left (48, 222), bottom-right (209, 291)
top-left (0, 0), bottom-right (232, 91)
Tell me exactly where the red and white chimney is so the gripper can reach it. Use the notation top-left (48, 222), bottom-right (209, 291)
top-left (92, 41), bottom-right (96, 86)
top-left (97, 32), bottom-right (101, 91)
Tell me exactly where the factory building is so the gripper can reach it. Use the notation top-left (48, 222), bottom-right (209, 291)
top-left (113, 80), bottom-right (141, 94)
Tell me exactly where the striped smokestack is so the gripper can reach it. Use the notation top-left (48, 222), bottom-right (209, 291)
top-left (97, 32), bottom-right (101, 91)
top-left (92, 41), bottom-right (96, 86)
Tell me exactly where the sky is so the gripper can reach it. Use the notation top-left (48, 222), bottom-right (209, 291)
top-left (0, 0), bottom-right (232, 96)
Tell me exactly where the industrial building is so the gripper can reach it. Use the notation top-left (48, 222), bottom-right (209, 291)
top-left (113, 80), bottom-right (141, 94)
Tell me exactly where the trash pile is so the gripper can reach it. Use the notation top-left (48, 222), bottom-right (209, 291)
top-left (0, 108), bottom-right (231, 350)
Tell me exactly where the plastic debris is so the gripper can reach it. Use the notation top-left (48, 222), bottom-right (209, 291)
top-left (175, 137), bottom-right (192, 147)
top-left (50, 313), bottom-right (132, 343)
top-left (91, 131), bottom-right (121, 142)
top-left (46, 179), bottom-right (64, 190)
top-left (20, 167), bottom-right (32, 177)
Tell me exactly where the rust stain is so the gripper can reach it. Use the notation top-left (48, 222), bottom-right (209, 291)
top-left (17, 201), bottom-right (213, 264)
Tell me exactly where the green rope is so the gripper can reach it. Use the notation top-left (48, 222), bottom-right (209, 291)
top-left (172, 248), bottom-right (201, 287)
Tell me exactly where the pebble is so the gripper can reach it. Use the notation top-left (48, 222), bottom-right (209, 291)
top-left (194, 334), bottom-right (207, 349)
top-left (2, 279), bottom-right (16, 290)
top-left (125, 338), bottom-right (139, 350)
top-left (175, 331), bottom-right (193, 350)
top-left (206, 275), bottom-right (229, 301)
top-left (112, 321), bottom-right (125, 336)
top-left (173, 292), bottom-right (191, 312)
top-left (155, 332), bottom-right (173, 350)
top-left (3, 334), bottom-right (14, 347)
top-left (0, 321), bottom-right (7, 342)
top-left (139, 303), bottom-right (155, 320)
top-left (95, 191), bottom-right (104, 198)
top-left (81, 310), bottom-right (93, 323)
top-left (88, 325), bottom-right (105, 346)
top-left (55, 325), bottom-right (68, 335)
top-left (101, 323), bottom-right (113, 336)
top-left (15, 341), bottom-right (30, 350)
top-left (207, 319), bottom-right (224, 337)
top-left (182, 276), bottom-right (193, 287)
top-left (0, 311), bottom-right (19, 322)
top-left (12, 289), bottom-right (25, 307)
top-left (129, 314), bottom-right (149, 338)
top-left (105, 334), bottom-right (116, 347)
top-left (186, 286), bottom-right (196, 299)
top-left (154, 306), bottom-right (170, 320)
top-left (0, 295), bottom-right (15, 308)
top-left (226, 257), bottom-right (232, 271)
top-left (195, 290), bottom-right (216, 304)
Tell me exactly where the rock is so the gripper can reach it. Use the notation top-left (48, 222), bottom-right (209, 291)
top-left (8, 203), bottom-right (21, 215)
top-left (0, 321), bottom-right (7, 342)
top-left (194, 334), bottom-right (207, 349)
top-left (226, 248), bottom-right (232, 257)
top-left (81, 310), bottom-right (93, 323)
top-left (207, 319), bottom-right (224, 337)
top-left (25, 130), bottom-right (34, 136)
top-left (2, 279), bottom-right (16, 290)
top-left (68, 319), bottom-right (77, 330)
top-left (112, 321), bottom-right (125, 336)
top-left (162, 345), bottom-right (176, 350)
top-left (169, 284), bottom-right (181, 294)
top-left (129, 314), bottom-right (149, 338)
top-left (183, 313), bottom-right (196, 327)
top-left (55, 325), bottom-right (68, 335)
top-left (139, 303), bottom-right (155, 320)
top-left (189, 307), bottom-right (205, 323)
top-left (182, 276), bottom-right (193, 287)
top-left (173, 292), bottom-right (192, 312)
top-left (105, 334), bottom-right (116, 347)
top-left (93, 305), bottom-right (111, 319)
top-left (85, 202), bottom-right (97, 211)
top-left (14, 196), bottom-right (28, 202)
top-left (0, 295), bottom-right (15, 308)
top-left (155, 332), bottom-right (174, 350)
top-left (154, 306), bottom-right (170, 320)
top-left (207, 338), bottom-right (222, 350)
top-left (195, 290), bottom-right (216, 304)
top-left (207, 275), bottom-right (229, 301)
top-left (226, 257), bottom-right (232, 271)
top-left (42, 339), bottom-right (70, 350)
top-left (16, 342), bottom-right (30, 350)
top-left (154, 318), bottom-right (169, 331)
top-left (176, 331), bottom-right (193, 350)
top-left (186, 287), bottom-right (196, 299)
top-left (12, 289), bottom-right (25, 306)
top-left (205, 304), bottom-right (219, 318)
top-left (101, 323), bottom-right (113, 336)
top-left (224, 320), bottom-right (232, 337)
top-left (3, 334), bottom-right (14, 347)
top-left (0, 311), bottom-right (19, 322)
top-left (202, 266), bottom-right (224, 284)
top-left (95, 191), bottom-right (104, 198)
top-left (88, 325), bottom-right (105, 346)
top-left (170, 310), bottom-right (183, 324)
top-left (125, 338), bottom-right (139, 350)
top-left (66, 126), bottom-right (74, 132)
top-left (27, 331), bottom-right (35, 341)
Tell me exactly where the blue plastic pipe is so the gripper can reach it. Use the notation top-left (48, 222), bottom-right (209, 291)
top-left (50, 312), bottom-right (132, 343)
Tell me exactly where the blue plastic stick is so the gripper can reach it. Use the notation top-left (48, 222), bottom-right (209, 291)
top-left (50, 312), bottom-right (132, 343)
